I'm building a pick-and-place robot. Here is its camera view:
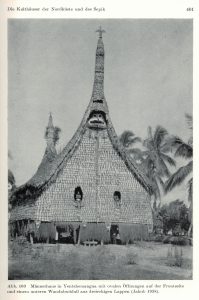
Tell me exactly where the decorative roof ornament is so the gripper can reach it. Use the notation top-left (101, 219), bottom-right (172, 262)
top-left (96, 26), bottom-right (106, 39)
top-left (47, 112), bottom-right (54, 128)
top-left (90, 26), bottom-right (106, 112)
top-left (45, 112), bottom-right (57, 157)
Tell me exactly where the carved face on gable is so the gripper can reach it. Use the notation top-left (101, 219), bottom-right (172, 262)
top-left (87, 111), bottom-right (106, 129)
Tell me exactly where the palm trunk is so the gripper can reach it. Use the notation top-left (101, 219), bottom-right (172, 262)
top-left (188, 223), bottom-right (192, 237)
top-left (188, 201), bottom-right (192, 237)
top-left (152, 195), bottom-right (161, 212)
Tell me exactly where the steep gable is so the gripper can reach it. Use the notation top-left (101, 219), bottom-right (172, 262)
top-left (11, 29), bottom-right (153, 209)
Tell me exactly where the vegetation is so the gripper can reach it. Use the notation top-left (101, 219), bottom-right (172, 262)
top-left (158, 199), bottom-right (190, 235)
top-left (120, 126), bottom-right (175, 209)
top-left (119, 130), bottom-right (143, 161)
top-left (8, 169), bottom-right (16, 187)
top-left (165, 114), bottom-right (193, 235)
top-left (141, 126), bottom-right (175, 208)
top-left (119, 113), bottom-right (193, 235)
top-left (9, 241), bottom-right (192, 280)
top-left (119, 130), bottom-right (141, 148)
top-left (165, 115), bottom-right (192, 197)
top-left (166, 245), bottom-right (183, 267)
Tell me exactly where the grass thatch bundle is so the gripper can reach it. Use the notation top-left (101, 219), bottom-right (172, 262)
top-left (80, 223), bottom-right (110, 243)
top-left (119, 224), bottom-right (148, 243)
top-left (36, 222), bottom-right (56, 241)
top-left (9, 222), bottom-right (17, 238)
top-left (9, 220), bottom-right (37, 238)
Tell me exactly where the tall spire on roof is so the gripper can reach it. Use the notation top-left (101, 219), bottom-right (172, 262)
top-left (48, 112), bottom-right (53, 128)
top-left (45, 113), bottom-right (57, 156)
top-left (91, 26), bottom-right (106, 111)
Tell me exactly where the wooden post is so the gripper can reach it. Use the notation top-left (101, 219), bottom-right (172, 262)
top-left (77, 227), bottom-right (81, 246)
top-left (21, 220), bottom-right (24, 236)
top-left (55, 227), bottom-right (58, 243)
top-left (73, 228), bottom-right (77, 244)
top-left (30, 234), bottom-right (34, 244)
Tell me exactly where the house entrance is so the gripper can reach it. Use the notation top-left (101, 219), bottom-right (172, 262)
top-left (110, 225), bottom-right (121, 244)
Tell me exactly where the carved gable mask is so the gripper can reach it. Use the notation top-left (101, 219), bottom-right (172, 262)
top-left (87, 110), bottom-right (107, 129)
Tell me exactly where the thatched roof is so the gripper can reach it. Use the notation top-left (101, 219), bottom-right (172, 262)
top-left (12, 33), bottom-right (153, 204)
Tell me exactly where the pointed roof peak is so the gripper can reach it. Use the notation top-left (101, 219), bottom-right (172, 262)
top-left (48, 112), bottom-right (54, 128)
top-left (90, 27), bottom-right (106, 112)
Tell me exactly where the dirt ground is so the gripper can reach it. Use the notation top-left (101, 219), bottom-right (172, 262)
top-left (8, 241), bottom-right (192, 280)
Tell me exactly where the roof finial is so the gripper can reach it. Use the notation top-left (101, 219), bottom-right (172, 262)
top-left (48, 112), bottom-right (54, 128)
top-left (96, 26), bottom-right (105, 39)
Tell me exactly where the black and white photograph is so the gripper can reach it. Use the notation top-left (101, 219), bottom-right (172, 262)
top-left (8, 19), bottom-right (193, 280)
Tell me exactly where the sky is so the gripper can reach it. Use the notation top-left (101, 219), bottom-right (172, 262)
top-left (8, 19), bottom-right (193, 204)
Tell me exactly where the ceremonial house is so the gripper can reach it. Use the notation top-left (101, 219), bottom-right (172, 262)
top-left (10, 28), bottom-right (153, 244)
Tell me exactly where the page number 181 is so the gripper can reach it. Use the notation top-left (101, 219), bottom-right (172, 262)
top-left (186, 7), bottom-right (194, 11)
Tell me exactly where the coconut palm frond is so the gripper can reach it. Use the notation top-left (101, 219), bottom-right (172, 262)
top-left (156, 156), bottom-right (171, 178)
top-left (143, 138), bottom-right (149, 149)
top-left (147, 126), bottom-right (153, 141)
top-left (156, 174), bottom-right (165, 189)
top-left (188, 177), bottom-right (193, 202)
top-left (142, 156), bottom-right (155, 176)
top-left (165, 135), bottom-right (184, 148)
top-left (119, 130), bottom-right (141, 148)
top-left (165, 133), bottom-right (192, 158)
top-left (174, 143), bottom-right (193, 159)
top-left (165, 161), bottom-right (193, 192)
top-left (131, 136), bottom-right (142, 143)
top-left (119, 130), bottom-right (135, 145)
top-left (160, 153), bottom-right (176, 167)
top-left (143, 138), bottom-right (154, 153)
top-left (188, 136), bottom-right (193, 146)
top-left (185, 113), bottom-right (193, 130)
top-left (128, 148), bottom-right (143, 154)
top-left (150, 177), bottom-right (161, 200)
top-left (128, 148), bottom-right (143, 159)
top-left (160, 142), bottom-right (173, 153)
top-left (144, 126), bottom-right (156, 150)
top-left (153, 126), bottom-right (168, 149)
top-left (142, 125), bottom-right (175, 201)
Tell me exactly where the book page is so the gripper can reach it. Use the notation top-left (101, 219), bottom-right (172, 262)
top-left (0, 0), bottom-right (198, 299)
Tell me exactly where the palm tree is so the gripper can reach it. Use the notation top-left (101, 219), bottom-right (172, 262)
top-left (8, 169), bottom-right (16, 214)
top-left (119, 130), bottom-right (141, 148)
top-left (8, 169), bottom-right (15, 187)
top-left (165, 114), bottom-right (193, 235)
top-left (142, 126), bottom-right (176, 209)
top-left (119, 130), bottom-right (143, 162)
top-left (8, 151), bottom-right (16, 192)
